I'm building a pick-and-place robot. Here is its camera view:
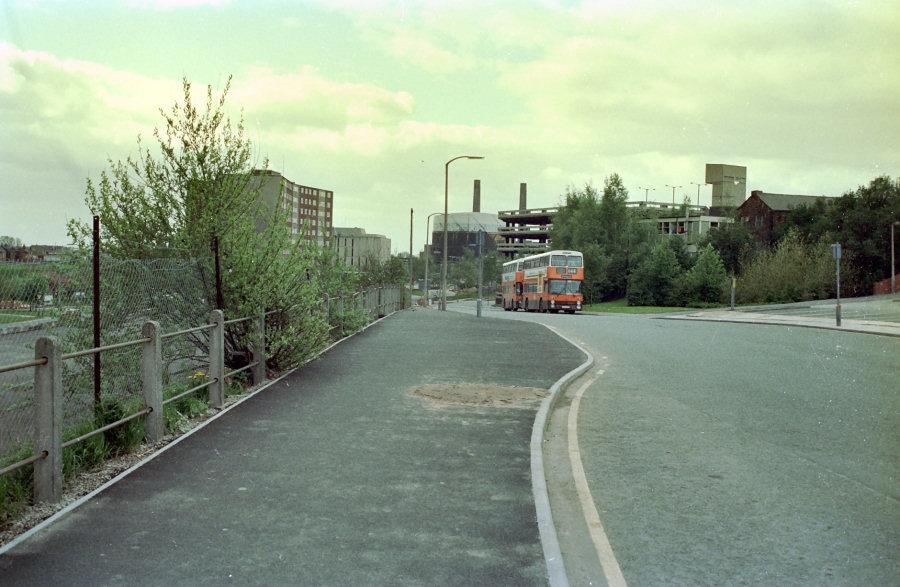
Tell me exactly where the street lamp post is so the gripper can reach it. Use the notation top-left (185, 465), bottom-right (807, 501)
top-left (637, 186), bottom-right (655, 203)
top-left (665, 184), bottom-right (683, 205)
top-left (892, 221), bottom-right (898, 295)
top-left (441, 155), bottom-right (484, 311)
top-left (423, 211), bottom-right (442, 305)
top-left (691, 182), bottom-right (708, 206)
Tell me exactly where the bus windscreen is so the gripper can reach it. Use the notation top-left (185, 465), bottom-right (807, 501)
top-left (549, 280), bottom-right (581, 294)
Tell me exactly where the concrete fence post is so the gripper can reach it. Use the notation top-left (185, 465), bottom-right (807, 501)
top-left (33, 336), bottom-right (62, 504)
top-left (323, 292), bottom-right (330, 319)
top-left (377, 287), bottom-right (383, 318)
top-left (338, 290), bottom-right (344, 337)
top-left (141, 321), bottom-right (164, 443)
top-left (251, 312), bottom-right (266, 386)
top-left (209, 309), bottom-right (225, 409)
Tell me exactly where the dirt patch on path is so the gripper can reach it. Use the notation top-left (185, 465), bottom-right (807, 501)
top-left (410, 383), bottom-right (548, 408)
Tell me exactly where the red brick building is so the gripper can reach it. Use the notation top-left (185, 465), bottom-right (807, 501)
top-left (737, 191), bottom-right (834, 244)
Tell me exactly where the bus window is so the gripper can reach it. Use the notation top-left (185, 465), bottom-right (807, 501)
top-left (551, 255), bottom-right (566, 266)
top-left (566, 256), bottom-right (583, 267)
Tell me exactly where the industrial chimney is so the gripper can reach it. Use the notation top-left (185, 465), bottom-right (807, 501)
top-left (473, 179), bottom-right (481, 213)
top-left (519, 183), bottom-right (527, 211)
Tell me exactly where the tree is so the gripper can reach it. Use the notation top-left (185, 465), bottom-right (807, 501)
top-left (673, 244), bottom-right (727, 305)
top-left (550, 176), bottom-right (653, 301)
top-left (626, 241), bottom-right (683, 306)
top-left (67, 78), bottom-right (344, 370)
top-left (701, 220), bottom-right (757, 275)
top-left (772, 176), bottom-right (899, 296)
top-left (0, 236), bottom-right (23, 247)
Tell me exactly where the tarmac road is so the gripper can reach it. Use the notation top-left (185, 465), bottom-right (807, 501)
top-left (448, 300), bottom-right (900, 585)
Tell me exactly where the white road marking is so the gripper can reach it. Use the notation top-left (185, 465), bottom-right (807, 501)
top-left (567, 373), bottom-right (628, 587)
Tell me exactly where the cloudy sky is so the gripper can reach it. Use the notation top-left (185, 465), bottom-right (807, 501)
top-left (1, 0), bottom-right (898, 252)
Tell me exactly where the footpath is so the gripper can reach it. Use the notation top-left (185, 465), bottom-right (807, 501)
top-left (0, 310), bottom-right (581, 585)
top-left (661, 295), bottom-right (900, 337)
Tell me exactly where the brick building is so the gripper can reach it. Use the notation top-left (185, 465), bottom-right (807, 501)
top-left (737, 191), bottom-right (833, 244)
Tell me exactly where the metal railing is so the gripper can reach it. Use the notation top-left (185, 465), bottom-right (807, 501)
top-left (0, 286), bottom-right (407, 506)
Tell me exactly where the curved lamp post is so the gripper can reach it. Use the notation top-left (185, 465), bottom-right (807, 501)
top-left (441, 155), bottom-right (484, 311)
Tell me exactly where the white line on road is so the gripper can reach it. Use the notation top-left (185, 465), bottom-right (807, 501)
top-left (567, 372), bottom-right (628, 587)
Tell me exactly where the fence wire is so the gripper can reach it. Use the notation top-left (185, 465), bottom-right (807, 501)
top-left (0, 255), bottom-right (214, 460)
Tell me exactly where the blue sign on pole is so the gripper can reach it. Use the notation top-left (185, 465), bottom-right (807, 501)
top-left (832, 243), bottom-right (841, 260)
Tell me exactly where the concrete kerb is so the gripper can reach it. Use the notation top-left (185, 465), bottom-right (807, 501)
top-left (531, 323), bottom-right (595, 587)
top-left (0, 307), bottom-right (408, 557)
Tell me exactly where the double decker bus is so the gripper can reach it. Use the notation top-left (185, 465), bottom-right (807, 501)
top-left (507, 250), bottom-right (584, 313)
top-left (501, 258), bottom-right (525, 310)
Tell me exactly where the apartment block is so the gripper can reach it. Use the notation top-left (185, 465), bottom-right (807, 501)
top-left (248, 170), bottom-right (333, 246)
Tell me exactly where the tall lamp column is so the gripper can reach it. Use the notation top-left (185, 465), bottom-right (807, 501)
top-left (441, 155), bottom-right (484, 311)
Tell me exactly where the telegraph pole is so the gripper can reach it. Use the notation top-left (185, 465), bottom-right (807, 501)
top-left (409, 208), bottom-right (414, 303)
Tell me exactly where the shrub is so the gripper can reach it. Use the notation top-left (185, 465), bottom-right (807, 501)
top-left (735, 230), bottom-right (834, 304)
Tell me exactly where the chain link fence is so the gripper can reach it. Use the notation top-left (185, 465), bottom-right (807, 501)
top-left (1, 255), bottom-right (407, 472)
top-left (1, 255), bottom-right (213, 463)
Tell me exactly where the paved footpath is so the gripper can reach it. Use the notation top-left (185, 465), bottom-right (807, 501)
top-left (0, 310), bottom-right (581, 585)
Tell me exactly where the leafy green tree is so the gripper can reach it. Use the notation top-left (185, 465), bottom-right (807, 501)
top-left (673, 244), bottom-right (727, 305)
top-left (550, 175), bottom-right (654, 300)
top-left (67, 78), bottom-right (346, 370)
top-left (772, 176), bottom-right (899, 296)
top-left (626, 241), bottom-right (683, 306)
top-left (701, 220), bottom-right (757, 275)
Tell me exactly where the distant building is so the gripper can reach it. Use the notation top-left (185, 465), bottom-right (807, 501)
top-left (628, 201), bottom-right (732, 252)
top-left (431, 212), bottom-right (503, 260)
top-left (333, 227), bottom-right (391, 268)
top-left (247, 170), bottom-right (333, 246)
top-left (497, 183), bottom-right (555, 259)
top-left (737, 190), bottom-right (834, 244)
top-left (706, 163), bottom-right (747, 212)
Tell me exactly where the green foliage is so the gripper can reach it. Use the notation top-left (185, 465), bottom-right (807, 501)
top-left (550, 176), bottom-right (659, 302)
top-left (736, 230), bottom-right (834, 304)
top-left (774, 176), bottom-right (899, 295)
top-left (627, 242), bottom-right (683, 306)
top-left (0, 444), bottom-right (33, 525)
top-left (673, 245), bottom-right (728, 305)
top-left (163, 383), bottom-right (210, 434)
top-left (62, 421), bottom-right (110, 479)
top-left (701, 220), bottom-right (758, 275)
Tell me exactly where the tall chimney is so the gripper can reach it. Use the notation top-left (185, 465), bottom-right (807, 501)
top-left (473, 179), bottom-right (481, 213)
top-left (519, 183), bottom-right (527, 211)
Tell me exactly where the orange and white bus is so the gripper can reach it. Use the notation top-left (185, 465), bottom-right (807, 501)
top-left (509, 250), bottom-right (584, 313)
top-left (501, 258), bottom-right (525, 310)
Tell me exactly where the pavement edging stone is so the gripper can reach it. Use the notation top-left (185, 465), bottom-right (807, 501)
top-left (0, 307), bottom-right (407, 557)
top-left (530, 323), bottom-right (594, 587)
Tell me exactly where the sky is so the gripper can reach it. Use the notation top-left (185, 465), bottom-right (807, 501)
top-left (1, 0), bottom-right (898, 253)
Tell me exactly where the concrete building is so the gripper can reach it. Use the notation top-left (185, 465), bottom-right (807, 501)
top-left (247, 170), bottom-right (333, 246)
top-left (333, 227), bottom-right (391, 268)
top-left (628, 201), bottom-right (731, 252)
top-left (706, 163), bottom-right (747, 211)
top-left (430, 180), bottom-right (503, 260)
top-left (498, 183), bottom-right (556, 259)
top-left (737, 190), bottom-right (834, 244)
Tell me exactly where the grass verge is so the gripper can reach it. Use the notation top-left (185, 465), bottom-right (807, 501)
top-left (583, 298), bottom-right (695, 314)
